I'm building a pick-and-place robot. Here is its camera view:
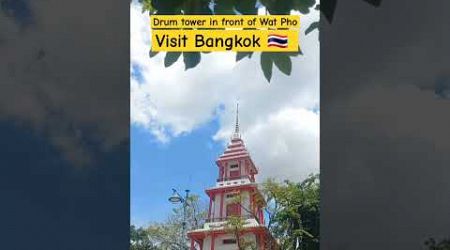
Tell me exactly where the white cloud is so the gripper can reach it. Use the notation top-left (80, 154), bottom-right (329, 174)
top-left (130, 2), bottom-right (320, 180)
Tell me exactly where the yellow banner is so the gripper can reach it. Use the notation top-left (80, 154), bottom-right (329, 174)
top-left (151, 30), bottom-right (299, 52)
top-left (151, 15), bottom-right (300, 29)
top-left (150, 15), bottom-right (300, 52)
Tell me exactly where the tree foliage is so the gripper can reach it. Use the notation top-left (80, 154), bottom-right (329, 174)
top-left (139, 0), bottom-right (382, 82)
top-left (131, 195), bottom-right (207, 250)
top-left (141, 0), bottom-right (318, 82)
top-left (216, 175), bottom-right (320, 250)
top-left (425, 238), bottom-right (450, 250)
top-left (225, 215), bottom-right (258, 250)
top-left (130, 225), bottom-right (159, 250)
top-left (263, 174), bottom-right (320, 250)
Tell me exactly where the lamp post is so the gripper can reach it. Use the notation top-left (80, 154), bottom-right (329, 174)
top-left (168, 188), bottom-right (190, 249)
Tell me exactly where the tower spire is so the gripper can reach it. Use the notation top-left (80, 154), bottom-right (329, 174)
top-left (233, 102), bottom-right (240, 139)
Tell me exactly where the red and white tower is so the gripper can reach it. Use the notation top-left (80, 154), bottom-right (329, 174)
top-left (188, 104), bottom-right (277, 250)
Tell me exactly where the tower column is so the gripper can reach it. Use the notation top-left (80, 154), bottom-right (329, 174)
top-left (259, 209), bottom-right (264, 224)
top-left (238, 160), bottom-right (241, 176)
top-left (208, 196), bottom-right (212, 220)
top-left (259, 232), bottom-right (265, 250)
top-left (210, 233), bottom-right (215, 250)
top-left (219, 192), bottom-right (224, 220)
top-left (261, 209), bottom-right (264, 224)
top-left (219, 166), bottom-right (224, 181)
top-left (248, 196), bottom-right (252, 217)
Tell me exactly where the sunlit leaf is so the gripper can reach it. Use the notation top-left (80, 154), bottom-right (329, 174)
top-left (141, 0), bottom-right (156, 13)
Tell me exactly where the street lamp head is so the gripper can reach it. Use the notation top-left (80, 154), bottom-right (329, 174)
top-left (168, 188), bottom-right (183, 204)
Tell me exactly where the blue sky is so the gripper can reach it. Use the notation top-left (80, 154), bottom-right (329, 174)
top-left (131, 119), bottom-right (224, 225)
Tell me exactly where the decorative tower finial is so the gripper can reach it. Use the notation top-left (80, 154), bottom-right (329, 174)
top-left (233, 102), bottom-right (240, 139)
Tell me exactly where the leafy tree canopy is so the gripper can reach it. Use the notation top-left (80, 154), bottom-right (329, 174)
top-left (138, 0), bottom-right (382, 82)
top-left (130, 225), bottom-right (159, 250)
top-left (262, 174), bottom-right (320, 250)
top-left (425, 238), bottom-right (450, 250)
top-left (131, 195), bottom-right (207, 250)
top-left (142, 0), bottom-right (319, 82)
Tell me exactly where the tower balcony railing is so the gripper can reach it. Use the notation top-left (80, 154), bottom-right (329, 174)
top-left (205, 214), bottom-right (255, 223)
top-left (217, 175), bottom-right (255, 183)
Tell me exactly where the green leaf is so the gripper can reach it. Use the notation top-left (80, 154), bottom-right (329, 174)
top-left (261, 0), bottom-right (292, 15)
top-left (284, 46), bottom-right (303, 57)
top-left (273, 53), bottom-right (292, 75)
top-left (183, 52), bottom-right (201, 70)
top-left (149, 49), bottom-right (159, 58)
top-left (235, 0), bottom-right (258, 15)
top-left (320, 0), bottom-right (337, 23)
top-left (214, 0), bottom-right (236, 14)
top-left (164, 52), bottom-right (181, 67)
top-left (293, 0), bottom-right (316, 14)
top-left (305, 21), bottom-right (319, 35)
top-left (260, 52), bottom-right (273, 82)
top-left (152, 0), bottom-right (184, 14)
top-left (183, 0), bottom-right (212, 15)
top-left (141, 0), bottom-right (156, 13)
top-left (236, 52), bottom-right (253, 62)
